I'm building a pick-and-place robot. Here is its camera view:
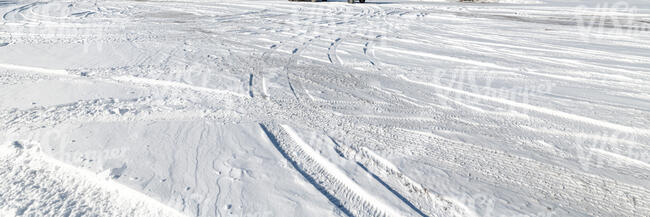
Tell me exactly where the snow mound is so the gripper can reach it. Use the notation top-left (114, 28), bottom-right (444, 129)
top-left (0, 141), bottom-right (186, 217)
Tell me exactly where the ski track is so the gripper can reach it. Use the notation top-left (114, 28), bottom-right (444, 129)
top-left (1, 0), bottom-right (650, 216)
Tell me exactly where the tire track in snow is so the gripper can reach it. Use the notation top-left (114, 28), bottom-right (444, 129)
top-left (590, 148), bottom-right (650, 169)
top-left (393, 128), bottom-right (650, 216)
top-left (399, 75), bottom-right (650, 135)
top-left (279, 124), bottom-right (405, 217)
top-left (2, 1), bottom-right (45, 22)
top-left (259, 122), bottom-right (407, 217)
top-left (249, 38), bottom-right (284, 99)
top-left (375, 46), bottom-right (514, 71)
top-left (327, 37), bottom-right (343, 65)
top-left (333, 140), bottom-right (450, 217)
top-left (248, 73), bottom-right (254, 98)
top-left (283, 34), bottom-right (320, 101)
top-left (259, 123), bottom-right (355, 217)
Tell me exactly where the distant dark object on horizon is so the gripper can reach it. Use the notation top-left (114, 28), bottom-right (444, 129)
top-left (289, 0), bottom-right (366, 4)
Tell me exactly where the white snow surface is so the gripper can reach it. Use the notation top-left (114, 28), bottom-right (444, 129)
top-left (1, 0), bottom-right (649, 216)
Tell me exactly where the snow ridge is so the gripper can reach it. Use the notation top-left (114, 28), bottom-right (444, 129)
top-left (0, 141), bottom-right (185, 217)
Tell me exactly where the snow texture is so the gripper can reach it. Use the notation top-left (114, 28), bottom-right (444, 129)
top-left (1, 0), bottom-right (649, 216)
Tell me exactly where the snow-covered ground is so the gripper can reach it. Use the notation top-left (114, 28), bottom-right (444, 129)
top-left (1, 0), bottom-right (649, 216)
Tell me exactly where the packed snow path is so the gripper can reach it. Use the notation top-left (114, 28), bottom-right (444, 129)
top-left (1, 0), bottom-right (649, 216)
